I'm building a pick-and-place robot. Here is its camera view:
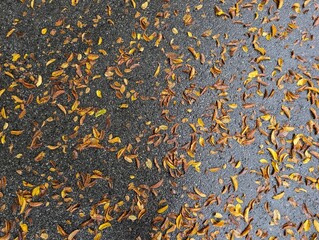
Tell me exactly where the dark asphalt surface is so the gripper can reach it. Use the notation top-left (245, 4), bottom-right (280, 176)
top-left (1, 0), bottom-right (319, 239)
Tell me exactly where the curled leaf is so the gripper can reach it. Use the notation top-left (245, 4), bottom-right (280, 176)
top-left (273, 192), bottom-right (285, 200)
top-left (230, 175), bottom-right (238, 191)
top-left (267, 148), bottom-right (278, 161)
top-left (157, 205), bottom-right (168, 214)
top-left (68, 230), bottom-right (80, 240)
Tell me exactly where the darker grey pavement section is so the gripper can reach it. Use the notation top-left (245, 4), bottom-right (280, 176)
top-left (1, 0), bottom-right (319, 239)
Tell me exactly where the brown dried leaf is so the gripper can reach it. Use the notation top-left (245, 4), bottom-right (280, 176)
top-left (183, 13), bottom-right (193, 26)
top-left (150, 179), bottom-right (164, 189)
top-left (68, 229), bottom-right (80, 240)
top-left (0, 234), bottom-right (11, 240)
top-left (57, 225), bottom-right (68, 236)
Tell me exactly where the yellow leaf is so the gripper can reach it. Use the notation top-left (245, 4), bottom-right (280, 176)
top-left (4, 71), bottom-right (14, 79)
top-left (231, 175), bottom-right (238, 191)
top-left (304, 219), bottom-right (311, 232)
top-left (108, 137), bottom-right (121, 144)
top-left (197, 118), bottom-right (204, 127)
top-left (194, 186), bottom-right (207, 197)
top-left (273, 192), bottom-right (285, 200)
top-left (306, 87), bottom-right (319, 93)
top-left (297, 78), bottom-right (307, 86)
top-left (52, 69), bottom-right (64, 77)
top-left (98, 222), bottom-right (111, 230)
top-left (199, 137), bottom-right (205, 147)
top-left (267, 148), bottom-right (278, 161)
top-left (261, 114), bottom-right (271, 121)
top-left (288, 23), bottom-right (298, 29)
top-left (166, 161), bottom-right (177, 169)
top-left (18, 195), bottom-right (27, 214)
top-left (209, 167), bottom-right (221, 172)
top-left (213, 220), bottom-right (225, 227)
top-left (273, 209), bottom-right (281, 221)
top-left (141, 1), bottom-right (148, 9)
top-left (128, 215), bottom-right (137, 221)
top-left (95, 109), bottom-right (107, 117)
top-left (98, 37), bottom-right (103, 45)
top-left (176, 214), bottom-right (182, 229)
top-left (120, 103), bottom-right (128, 108)
top-left (71, 0), bottom-right (79, 6)
top-left (279, 153), bottom-right (289, 162)
top-left (6, 28), bottom-right (15, 38)
top-left (281, 105), bottom-right (290, 118)
top-left (254, 44), bottom-right (266, 55)
top-left (272, 161), bottom-right (279, 172)
top-left (117, 147), bottom-right (126, 159)
top-left (41, 28), bottom-right (47, 35)
top-left (96, 90), bottom-right (102, 98)
top-left (313, 219), bottom-right (319, 232)
top-left (47, 145), bottom-right (60, 150)
top-left (32, 186), bottom-right (40, 196)
top-left (0, 89), bottom-right (5, 97)
top-left (68, 230), bottom-right (80, 240)
top-left (71, 100), bottom-right (79, 112)
top-left (159, 125), bottom-right (168, 130)
top-left (12, 53), bottom-right (20, 62)
top-left (157, 205), bottom-right (168, 214)
top-left (145, 158), bottom-right (152, 169)
top-left (256, 56), bottom-right (270, 63)
top-left (57, 225), bottom-right (67, 236)
top-left (94, 233), bottom-right (102, 240)
top-left (154, 63), bottom-right (160, 77)
top-left (1, 135), bottom-right (6, 144)
top-left (34, 151), bottom-right (46, 162)
top-left (36, 75), bottom-right (42, 87)
top-left (228, 103), bottom-right (238, 109)
top-left (20, 223), bottom-right (28, 233)
top-left (10, 130), bottom-right (24, 136)
top-left (131, 0), bottom-right (136, 8)
top-left (1, 107), bottom-right (8, 119)
top-left (277, 0), bottom-right (284, 9)
top-left (271, 25), bottom-right (277, 37)
top-left (187, 150), bottom-right (195, 158)
top-left (57, 104), bottom-right (67, 115)
top-left (46, 58), bottom-right (56, 66)
top-left (215, 6), bottom-right (225, 16)
top-left (88, 54), bottom-right (99, 61)
top-left (248, 70), bottom-right (258, 78)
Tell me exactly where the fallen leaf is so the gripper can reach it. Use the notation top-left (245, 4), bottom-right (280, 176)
top-left (157, 205), bottom-right (168, 214)
top-left (71, 0), bottom-right (79, 6)
top-left (314, 219), bottom-right (319, 232)
top-left (68, 230), bottom-right (80, 240)
top-left (98, 222), bottom-right (111, 230)
top-left (273, 192), bottom-right (285, 200)
top-left (268, 148), bottom-right (278, 161)
top-left (231, 175), bottom-right (238, 191)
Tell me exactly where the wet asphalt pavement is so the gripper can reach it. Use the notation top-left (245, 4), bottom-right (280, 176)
top-left (1, 0), bottom-right (319, 239)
